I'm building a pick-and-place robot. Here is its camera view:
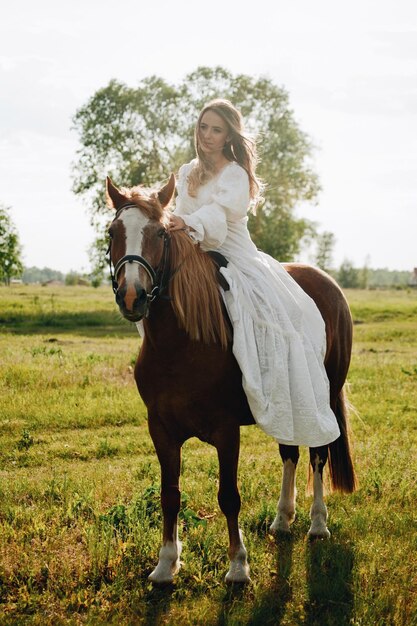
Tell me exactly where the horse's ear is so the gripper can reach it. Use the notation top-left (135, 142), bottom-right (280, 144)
top-left (106, 176), bottom-right (126, 210)
top-left (158, 173), bottom-right (176, 208)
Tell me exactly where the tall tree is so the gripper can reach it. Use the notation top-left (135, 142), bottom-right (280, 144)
top-left (0, 205), bottom-right (23, 285)
top-left (72, 66), bottom-right (321, 263)
top-left (314, 231), bottom-right (335, 272)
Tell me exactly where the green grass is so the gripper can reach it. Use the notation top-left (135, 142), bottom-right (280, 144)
top-left (0, 285), bottom-right (132, 335)
top-left (0, 284), bottom-right (416, 625)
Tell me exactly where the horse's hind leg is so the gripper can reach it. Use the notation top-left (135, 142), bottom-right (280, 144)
top-left (148, 421), bottom-right (182, 584)
top-left (308, 446), bottom-right (331, 539)
top-left (214, 425), bottom-right (250, 584)
top-left (270, 444), bottom-right (299, 533)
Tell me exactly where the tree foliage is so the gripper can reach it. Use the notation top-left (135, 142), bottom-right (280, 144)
top-left (314, 230), bottom-right (336, 272)
top-left (72, 66), bottom-right (321, 262)
top-left (0, 205), bottom-right (23, 284)
top-left (337, 259), bottom-right (360, 288)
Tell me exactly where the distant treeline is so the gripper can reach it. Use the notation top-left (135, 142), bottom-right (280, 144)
top-left (22, 266), bottom-right (90, 286)
top-left (20, 265), bottom-right (416, 289)
top-left (366, 268), bottom-right (413, 288)
top-left (22, 266), bottom-right (65, 283)
top-left (330, 261), bottom-right (414, 289)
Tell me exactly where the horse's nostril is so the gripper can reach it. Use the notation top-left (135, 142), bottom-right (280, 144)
top-left (115, 290), bottom-right (123, 306)
top-left (136, 288), bottom-right (147, 307)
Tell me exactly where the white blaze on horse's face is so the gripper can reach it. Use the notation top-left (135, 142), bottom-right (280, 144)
top-left (118, 207), bottom-right (152, 304)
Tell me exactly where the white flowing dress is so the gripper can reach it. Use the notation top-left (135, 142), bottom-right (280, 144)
top-left (174, 159), bottom-right (340, 447)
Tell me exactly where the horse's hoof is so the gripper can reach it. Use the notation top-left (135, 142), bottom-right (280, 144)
top-left (225, 558), bottom-right (251, 585)
top-left (148, 568), bottom-right (175, 585)
top-left (225, 571), bottom-right (251, 585)
top-left (270, 520), bottom-right (292, 534)
top-left (307, 528), bottom-right (331, 541)
top-left (269, 513), bottom-right (295, 534)
top-left (148, 574), bottom-right (174, 586)
top-left (148, 559), bottom-right (181, 585)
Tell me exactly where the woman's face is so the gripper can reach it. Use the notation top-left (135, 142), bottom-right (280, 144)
top-left (198, 110), bottom-right (230, 156)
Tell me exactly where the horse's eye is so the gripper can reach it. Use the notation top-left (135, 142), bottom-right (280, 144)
top-left (157, 228), bottom-right (166, 238)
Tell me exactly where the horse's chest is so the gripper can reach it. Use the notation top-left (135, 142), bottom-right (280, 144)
top-left (134, 342), bottom-right (253, 434)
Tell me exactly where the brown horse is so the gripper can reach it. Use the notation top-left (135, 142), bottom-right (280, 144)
top-left (106, 174), bottom-right (356, 584)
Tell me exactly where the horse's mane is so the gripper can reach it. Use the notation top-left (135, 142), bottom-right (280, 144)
top-left (168, 225), bottom-right (230, 349)
top-left (122, 186), bottom-right (230, 349)
top-left (120, 185), bottom-right (165, 221)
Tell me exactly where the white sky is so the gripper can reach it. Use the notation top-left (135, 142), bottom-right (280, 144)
top-left (0, 0), bottom-right (416, 273)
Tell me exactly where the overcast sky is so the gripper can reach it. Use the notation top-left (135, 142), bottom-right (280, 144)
top-left (1, 0), bottom-right (416, 273)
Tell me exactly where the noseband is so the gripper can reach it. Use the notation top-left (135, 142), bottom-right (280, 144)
top-left (107, 204), bottom-right (171, 306)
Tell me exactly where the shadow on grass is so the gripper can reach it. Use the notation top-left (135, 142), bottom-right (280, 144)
top-left (304, 537), bottom-right (355, 626)
top-left (215, 534), bottom-right (354, 625)
top-left (217, 581), bottom-right (248, 625)
top-left (217, 533), bottom-right (295, 626)
top-left (250, 533), bottom-right (294, 626)
top-left (141, 584), bottom-right (175, 626)
top-left (0, 310), bottom-right (135, 337)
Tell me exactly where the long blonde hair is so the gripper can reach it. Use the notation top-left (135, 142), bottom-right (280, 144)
top-left (187, 99), bottom-right (262, 210)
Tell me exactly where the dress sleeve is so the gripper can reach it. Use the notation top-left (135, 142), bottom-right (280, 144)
top-left (182, 163), bottom-right (250, 249)
top-left (212, 163), bottom-right (250, 221)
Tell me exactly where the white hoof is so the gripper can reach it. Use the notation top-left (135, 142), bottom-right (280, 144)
top-left (225, 558), bottom-right (251, 584)
top-left (270, 510), bottom-right (295, 533)
top-left (225, 534), bottom-right (250, 584)
top-left (308, 513), bottom-right (331, 539)
top-left (148, 541), bottom-right (181, 585)
top-left (308, 499), bottom-right (330, 539)
top-left (148, 560), bottom-right (180, 585)
top-left (308, 527), bottom-right (331, 540)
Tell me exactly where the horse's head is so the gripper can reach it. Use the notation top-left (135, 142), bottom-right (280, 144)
top-left (106, 175), bottom-right (176, 322)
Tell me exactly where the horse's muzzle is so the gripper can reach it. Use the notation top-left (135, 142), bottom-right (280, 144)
top-left (115, 284), bottom-right (148, 322)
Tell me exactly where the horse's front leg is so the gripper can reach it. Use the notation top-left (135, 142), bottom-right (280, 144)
top-left (148, 420), bottom-right (182, 584)
top-left (270, 444), bottom-right (299, 533)
top-left (308, 446), bottom-right (331, 539)
top-left (214, 425), bottom-right (250, 584)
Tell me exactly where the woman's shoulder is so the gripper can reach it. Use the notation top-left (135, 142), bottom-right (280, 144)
top-left (178, 159), bottom-right (197, 177)
top-left (218, 161), bottom-right (249, 188)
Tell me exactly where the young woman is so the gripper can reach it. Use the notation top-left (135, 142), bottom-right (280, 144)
top-left (169, 99), bottom-right (339, 447)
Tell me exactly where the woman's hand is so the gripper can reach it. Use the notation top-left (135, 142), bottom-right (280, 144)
top-left (168, 215), bottom-right (187, 231)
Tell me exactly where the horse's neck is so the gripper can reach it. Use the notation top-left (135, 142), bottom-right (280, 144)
top-left (142, 300), bottom-right (185, 349)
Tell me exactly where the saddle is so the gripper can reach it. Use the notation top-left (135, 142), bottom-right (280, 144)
top-left (207, 251), bottom-right (230, 291)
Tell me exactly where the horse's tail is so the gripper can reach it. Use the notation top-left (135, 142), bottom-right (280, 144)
top-left (328, 387), bottom-right (357, 493)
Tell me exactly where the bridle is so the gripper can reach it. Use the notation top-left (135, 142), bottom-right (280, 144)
top-left (107, 203), bottom-right (172, 306)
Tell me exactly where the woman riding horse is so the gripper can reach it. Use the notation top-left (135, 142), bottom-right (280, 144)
top-left (106, 99), bottom-right (356, 584)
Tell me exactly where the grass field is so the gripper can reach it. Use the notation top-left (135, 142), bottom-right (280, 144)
top-left (0, 285), bottom-right (416, 625)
